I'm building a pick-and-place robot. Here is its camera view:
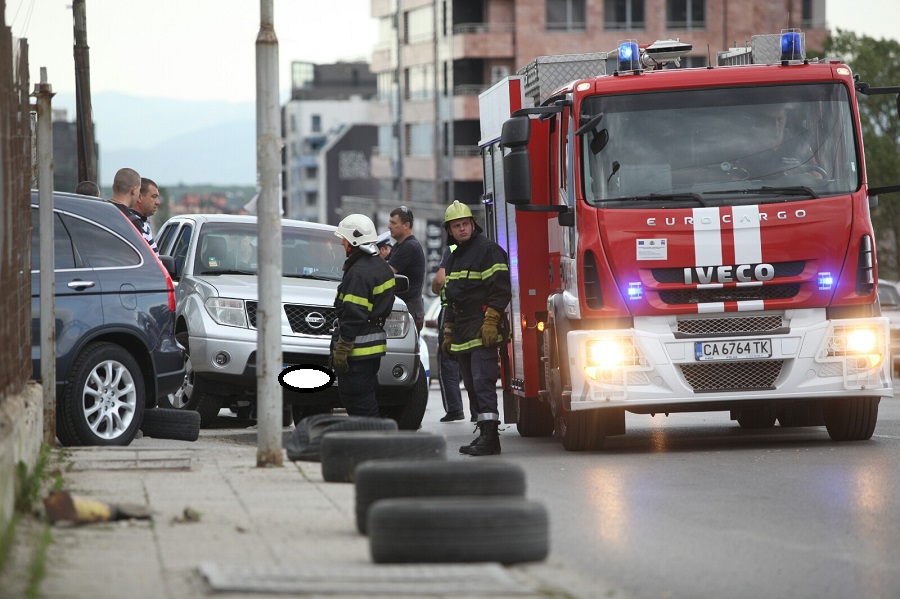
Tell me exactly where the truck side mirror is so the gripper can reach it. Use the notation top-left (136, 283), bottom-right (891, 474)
top-left (501, 116), bottom-right (532, 205)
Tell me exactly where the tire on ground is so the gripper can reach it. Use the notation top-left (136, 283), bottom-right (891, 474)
top-left (140, 408), bottom-right (201, 442)
top-left (319, 431), bottom-right (446, 483)
top-left (823, 397), bottom-right (879, 441)
top-left (368, 497), bottom-right (549, 564)
top-left (285, 414), bottom-right (397, 462)
top-left (354, 459), bottom-right (526, 534)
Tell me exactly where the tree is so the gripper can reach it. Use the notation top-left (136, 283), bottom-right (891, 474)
top-left (824, 31), bottom-right (900, 278)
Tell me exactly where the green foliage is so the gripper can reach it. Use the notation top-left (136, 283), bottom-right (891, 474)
top-left (824, 31), bottom-right (900, 277)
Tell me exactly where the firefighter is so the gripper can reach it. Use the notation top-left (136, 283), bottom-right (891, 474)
top-left (442, 200), bottom-right (511, 455)
top-left (332, 214), bottom-right (396, 417)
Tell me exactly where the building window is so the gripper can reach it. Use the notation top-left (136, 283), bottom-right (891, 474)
top-left (547, 0), bottom-right (586, 32)
top-left (404, 6), bottom-right (433, 44)
top-left (311, 115), bottom-right (321, 133)
top-left (292, 62), bottom-right (314, 91)
top-left (604, 0), bottom-right (645, 31)
top-left (405, 65), bottom-right (435, 101)
top-left (406, 123), bottom-right (433, 157)
top-left (801, 0), bottom-right (813, 27)
top-left (666, 0), bottom-right (705, 30)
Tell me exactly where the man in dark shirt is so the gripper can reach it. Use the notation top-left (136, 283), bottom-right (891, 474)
top-left (386, 206), bottom-right (426, 331)
top-left (108, 167), bottom-right (143, 231)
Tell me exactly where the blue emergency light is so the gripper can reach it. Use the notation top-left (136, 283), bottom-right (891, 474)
top-left (818, 272), bottom-right (834, 291)
top-left (627, 282), bottom-right (643, 300)
top-left (618, 40), bottom-right (640, 71)
top-left (780, 30), bottom-right (804, 62)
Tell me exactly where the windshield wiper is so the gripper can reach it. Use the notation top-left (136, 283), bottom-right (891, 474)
top-left (283, 272), bottom-right (339, 281)
top-left (703, 186), bottom-right (818, 199)
top-left (608, 193), bottom-right (708, 207)
top-left (199, 269), bottom-right (257, 276)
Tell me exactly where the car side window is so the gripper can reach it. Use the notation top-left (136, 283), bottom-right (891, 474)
top-left (59, 213), bottom-right (141, 268)
top-left (170, 225), bottom-right (194, 275)
top-left (156, 222), bottom-right (178, 255)
top-left (30, 208), bottom-right (76, 271)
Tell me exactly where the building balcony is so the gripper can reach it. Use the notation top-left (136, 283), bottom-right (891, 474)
top-left (401, 40), bottom-right (434, 66)
top-left (403, 155), bottom-right (435, 180)
top-left (369, 101), bottom-right (392, 125)
top-left (370, 46), bottom-right (393, 74)
top-left (370, 152), bottom-right (396, 180)
top-left (451, 90), bottom-right (482, 121)
top-left (403, 99), bottom-right (436, 121)
top-left (451, 23), bottom-right (514, 59)
top-left (370, 0), bottom-right (392, 18)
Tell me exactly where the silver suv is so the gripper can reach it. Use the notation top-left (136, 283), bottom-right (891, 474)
top-left (155, 214), bottom-right (426, 429)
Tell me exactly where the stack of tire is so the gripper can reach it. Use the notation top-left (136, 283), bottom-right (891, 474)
top-left (307, 417), bottom-right (549, 565)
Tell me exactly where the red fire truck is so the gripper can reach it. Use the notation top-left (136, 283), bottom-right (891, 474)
top-left (478, 32), bottom-right (900, 450)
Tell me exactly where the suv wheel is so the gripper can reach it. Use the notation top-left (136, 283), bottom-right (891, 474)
top-left (380, 363), bottom-right (428, 430)
top-left (165, 352), bottom-right (194, 409)
top-left (57, 342), bottom-right (145, 446)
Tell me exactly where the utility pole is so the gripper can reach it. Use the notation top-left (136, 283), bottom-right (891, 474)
top-left (72, 0), bottom-right (96, 183)
top-left (255, 0), bottom-right (283, 467)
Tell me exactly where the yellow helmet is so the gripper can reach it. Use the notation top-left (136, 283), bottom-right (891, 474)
top-left (444, 200), bottom-right (473, 224)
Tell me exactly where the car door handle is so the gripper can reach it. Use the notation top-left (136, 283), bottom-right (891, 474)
top-left (67, 280), bottom-right (96, 290)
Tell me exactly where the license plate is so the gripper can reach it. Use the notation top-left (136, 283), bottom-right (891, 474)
top-left (694, 339), bottom-right (772, 361)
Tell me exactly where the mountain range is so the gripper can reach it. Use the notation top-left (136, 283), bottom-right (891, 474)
top-left (54, 92), bottom-right (257, 186)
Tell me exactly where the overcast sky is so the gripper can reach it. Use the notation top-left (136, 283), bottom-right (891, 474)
top-left (5, 0), bottom-right (898, 104)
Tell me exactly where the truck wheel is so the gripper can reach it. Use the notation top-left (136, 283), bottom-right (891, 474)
top-left (368, 497), bottom-right (549, 564)
top-left (823, 397), bottom-right (879, 441)
top-left (736, 407), bottom-right (776, 429)
top-left (381, 363), bottom-right (428, 430)
top-left (516, 396), bottom-right (554, 437)
top-left (57, 341), bottom-right (145, 447)
top-left (319, 431), bottom-right (446, 483)
top-left (140, 408), bottom-right (200, 441)
top-left (354, 460), bottom-right (526, 534)
top-left (560, 409), bottom-right (606, 451)
top-left (191, 388), bottom-right (223, 428)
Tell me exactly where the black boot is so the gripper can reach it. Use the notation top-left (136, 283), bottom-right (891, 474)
top-left (459, 421), bottom-right (501, 456)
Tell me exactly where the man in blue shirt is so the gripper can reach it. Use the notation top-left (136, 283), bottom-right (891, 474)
top-left (387, 206), bottom-right (426, 332)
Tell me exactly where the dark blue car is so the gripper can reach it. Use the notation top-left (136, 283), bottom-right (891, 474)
top-left (31, 191), bottom-right (185, 446)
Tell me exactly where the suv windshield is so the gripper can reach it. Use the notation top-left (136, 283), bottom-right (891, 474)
top-left (194, 222), bottom-right (344, 281)
top-left (580, 83), bottom-right (859, 207)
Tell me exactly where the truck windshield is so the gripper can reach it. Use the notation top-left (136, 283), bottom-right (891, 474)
top-left (579, 83), bottom-right (859, 207)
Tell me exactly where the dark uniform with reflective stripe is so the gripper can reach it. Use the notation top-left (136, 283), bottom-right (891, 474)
top-left (443, 230), bottom-right (511, 421)
top-left (334, 247), bottom-right (396, 416)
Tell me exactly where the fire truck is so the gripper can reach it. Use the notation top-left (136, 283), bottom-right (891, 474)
top-left (478, 32), bottom-right (900, 450)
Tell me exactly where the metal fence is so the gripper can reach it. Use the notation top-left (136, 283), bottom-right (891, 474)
top-left (0, 18), bottom-right (33, 403)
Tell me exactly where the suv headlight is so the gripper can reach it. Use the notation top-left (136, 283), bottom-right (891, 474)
top-left (205, 298), bottom-right (248, 328)
top-left (384, 310), bottom-right (410, 339)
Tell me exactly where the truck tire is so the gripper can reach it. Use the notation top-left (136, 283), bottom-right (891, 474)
top-left (354, 460), bottom-right (526, 534)
top-left (561, 409), bottom-right (606, 451)
top-left (823, 397), bottom-right (879, 441)
top-left (286, 414), bottom-right (398, 462)
top-left (516, 396), bottom-right (555, 437)
top-left (368, 497), bottom-right (549, 564)
top-left (140, 408), bottom-right (200, 442)
top-left (319, 431), bottom-right (446, 483)
top-left (380, 363), bottom-right (428, 430)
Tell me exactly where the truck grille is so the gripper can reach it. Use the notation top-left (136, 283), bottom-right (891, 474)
top-left (659, 284), bottom-right (799, 305)
top-left (246, 301), bottom-right (337, 337)
top-left (677, 315), bottom-right (783, 336)
top-left (679, 360), bottom-right (783, 392)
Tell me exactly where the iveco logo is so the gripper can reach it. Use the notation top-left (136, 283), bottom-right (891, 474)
top-left (305, 312), bottom-right (327, 329)
top-left (683, 264), bottom-right (775, 285)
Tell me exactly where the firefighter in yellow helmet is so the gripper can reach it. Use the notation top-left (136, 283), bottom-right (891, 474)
top-left (441, 200), bottom-right (511, 455)
top-left (332, 214), bottom-right (396, 417)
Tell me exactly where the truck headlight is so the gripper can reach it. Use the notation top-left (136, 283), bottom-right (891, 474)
top-left (384, 310), bottom-right (410, 339)
top-left (205, 298), bottom-right (248, 328)
top-left (583, 337), bottom-right (639, 380)
top-left (829, 325), bottom-right (884, 369)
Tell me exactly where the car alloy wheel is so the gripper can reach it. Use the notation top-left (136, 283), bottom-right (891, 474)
top-left (167, 353), bottom-right (195, 409)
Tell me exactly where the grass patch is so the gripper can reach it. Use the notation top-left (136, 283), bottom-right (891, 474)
top-left (25, 524), bottom-right (52, 599)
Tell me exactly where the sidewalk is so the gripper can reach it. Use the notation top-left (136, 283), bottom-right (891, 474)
top-left (1, 432), bottom-right (612, 599)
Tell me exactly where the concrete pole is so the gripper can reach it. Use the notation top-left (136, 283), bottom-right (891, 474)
top-left (255, 0), bottom-right (283, 467)
top-left (33, 68), bottom-right (56, 445)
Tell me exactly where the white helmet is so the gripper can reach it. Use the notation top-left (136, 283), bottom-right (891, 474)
top-left (335, 214), bottom-right (378, 246)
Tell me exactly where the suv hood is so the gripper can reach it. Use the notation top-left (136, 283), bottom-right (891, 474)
top-left (201, 274), bottom-right (409, 311)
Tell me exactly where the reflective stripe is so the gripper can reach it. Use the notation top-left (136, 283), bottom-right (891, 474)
top-left (373, 278), bottom-right (395, 295)
top-left (350, 343), bottom-right (387, 357)
top-left (354, 331), bottom-right (387, 344)
top-left (446, 262), bottom-right (509, 282)
top-left (451, 338), bottom-right (483, 352)
top-left (477, 412), bottom-right (500, 422)
top-left (339, 292), bottom-right (373, 311)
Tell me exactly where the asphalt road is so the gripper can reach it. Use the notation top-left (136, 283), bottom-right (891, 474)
top-left (207, 385), bottom-right (900, 599)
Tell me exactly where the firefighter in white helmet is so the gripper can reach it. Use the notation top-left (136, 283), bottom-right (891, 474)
top-left (332, 214), bottom-right (396, 417)
top-left (441, 200), bottom-right (511, 455)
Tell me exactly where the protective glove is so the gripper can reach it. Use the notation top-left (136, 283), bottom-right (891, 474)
top-left (441, 323), bottom-right (454, 355)
top-left (480, 307), bottom-right (502, 348)
top-left (332, 336), bottom-right (354, 373)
